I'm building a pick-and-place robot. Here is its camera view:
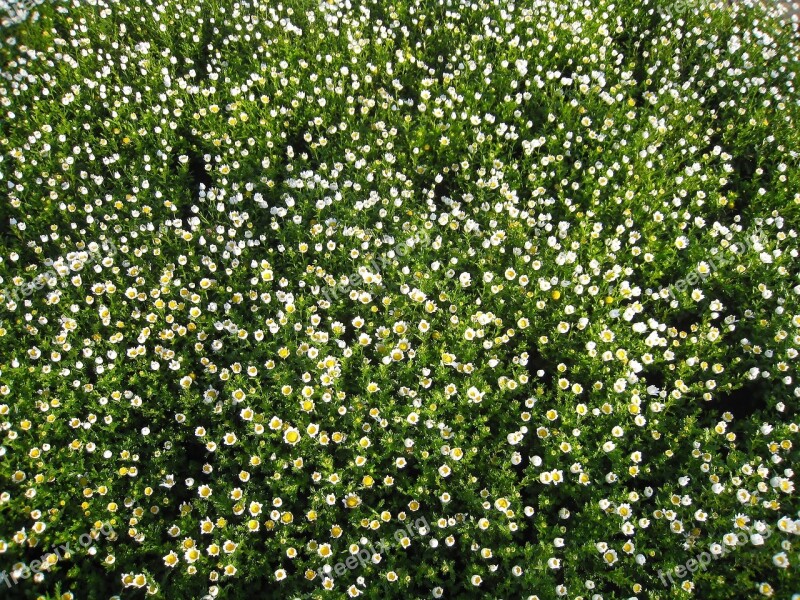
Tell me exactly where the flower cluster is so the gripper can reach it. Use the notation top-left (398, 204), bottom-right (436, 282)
top-left (0, 0), bottom-right (799, 598)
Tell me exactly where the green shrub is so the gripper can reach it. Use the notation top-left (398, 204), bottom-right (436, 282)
top-left (0, 0), bottom-right (799, 598)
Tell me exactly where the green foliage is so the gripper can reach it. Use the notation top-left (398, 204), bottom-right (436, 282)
top-left (0, 0), bottom-right (799, 598)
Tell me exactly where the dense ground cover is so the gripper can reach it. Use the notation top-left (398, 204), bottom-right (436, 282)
top-left (1, 0), bottom-right (799, 598)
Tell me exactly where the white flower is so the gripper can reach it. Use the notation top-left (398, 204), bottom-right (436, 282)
top-left (772, 552), bottom-right (789, 568)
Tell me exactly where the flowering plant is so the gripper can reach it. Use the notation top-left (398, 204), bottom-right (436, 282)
top-left (0, 0), bottom-right (799, 598)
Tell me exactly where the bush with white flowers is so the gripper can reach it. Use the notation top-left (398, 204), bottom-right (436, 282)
top-left (0, 0), bottom-right (799, 598)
